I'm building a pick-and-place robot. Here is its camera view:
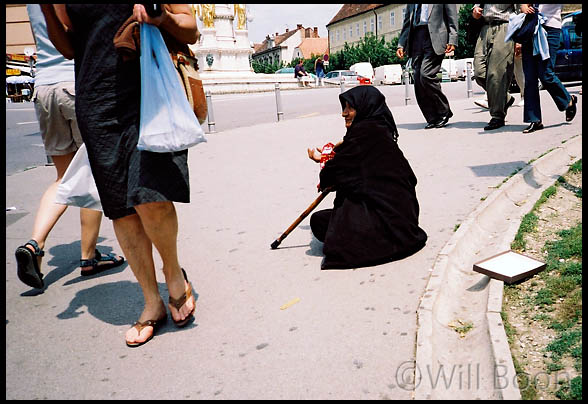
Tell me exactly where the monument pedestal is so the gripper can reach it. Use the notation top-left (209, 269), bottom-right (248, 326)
top-left (191, 4), bottom-right (304, 94)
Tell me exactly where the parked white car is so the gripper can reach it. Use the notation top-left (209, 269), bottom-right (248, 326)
top-left (323, 70), bottom-right (360, 86)
top-left (349, 62), bottom-right (374, 83)
top-left (374, 64), bottom-right (403, 85)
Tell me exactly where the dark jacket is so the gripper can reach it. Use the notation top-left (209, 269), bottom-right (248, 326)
top-left (294, 64), bottom-right (307, 78)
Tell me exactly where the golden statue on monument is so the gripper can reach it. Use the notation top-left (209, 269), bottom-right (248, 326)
top-left (197, 4), bottom-right (215, 28)
top-left (234, 4), bottom-right (247, 30)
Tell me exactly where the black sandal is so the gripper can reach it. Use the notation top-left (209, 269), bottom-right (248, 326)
top-left (15, 239), bottom-right (45, 289)
top-left (80, 249), bottom-right (125, 276)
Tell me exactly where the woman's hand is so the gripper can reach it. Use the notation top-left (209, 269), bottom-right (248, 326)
top-left (472, 6), bottom-right (483, 19)
top-left (133, 4), bottom-right (169, 26)
top-left (307, 147), bottom-right (322, 163)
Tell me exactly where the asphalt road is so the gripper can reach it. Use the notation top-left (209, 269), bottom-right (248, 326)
top-left (6, 78), bottom-right (579, 176)
top-left (5, 80), bottom-right (488, 176)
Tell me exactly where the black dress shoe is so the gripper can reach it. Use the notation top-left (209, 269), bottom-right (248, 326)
top-left (435, 110), bottom-right (453, 128)
top-left (522, 122), bottom-right (544, 133)
top-left (425, 121), bottom-right (439, 129)
top-left (484, 118), bottom-right (505, 131)
top-left (565, 95), bottom-right (578, 122)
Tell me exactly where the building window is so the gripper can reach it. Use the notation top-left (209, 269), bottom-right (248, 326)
top-left (402, 7), bottom-right (406, 20)
top-left (349, 26), bottom-right (353, 38)
top-left (343, 27), bottom-right (346, 40)
top-left (336, 29), bottom-right (339, 42)
top-left (370, 17), bottom-right (374, 32)
top-left (390, 11), bottom-right (395, 27)
top-left (363, 20), bottom-right (367, 34)
top-left (378, 15), bottom-right (382, 31)
top-left (356, 23), bottom-right (360, 36)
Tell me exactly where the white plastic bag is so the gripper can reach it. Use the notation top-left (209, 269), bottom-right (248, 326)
top-left (54, 143), bottom-right (102, 211)
top-left (138, 23), bottom-right (206, 153)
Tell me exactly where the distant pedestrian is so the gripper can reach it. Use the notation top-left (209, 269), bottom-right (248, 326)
top-left (307, 86), bottom-right (427, 269)
top-left (295, 59), bottom-right (311, 87)
top-left (42, 4), bottom-right (197, 347)
top-left (397, 4), bottom-right (458, 129)
top-left (15, 4), bottom-right (124, 291)
top-left (314, 57), bottom-right (325, 86)
top-left (472, 4), bottom-right (519, 130)
top-left (519, 4), bottom-right (578, 133)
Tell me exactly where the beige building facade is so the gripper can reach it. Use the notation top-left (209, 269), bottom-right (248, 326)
top-left (327, 4), bottom-right (407, 54)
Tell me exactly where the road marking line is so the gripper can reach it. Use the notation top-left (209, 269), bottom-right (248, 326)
top-left (297, 112), bottom-right (320, 119)
top-left (17, 121), bottom-right (38, 125)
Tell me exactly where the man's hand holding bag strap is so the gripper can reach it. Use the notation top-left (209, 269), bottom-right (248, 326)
top-left (113, 15), bottom-right (207, 125)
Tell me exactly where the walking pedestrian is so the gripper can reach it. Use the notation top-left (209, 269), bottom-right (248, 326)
top-left (41, 4), bottom-right (197, 347)
top-left (307, 86), bottom-right (428, 269)
top-left (314, 57), bottom-right (325, 87)
top-left (396, 4), bottom-right (458, 129)
top-left (519, 4), bottom-right (578, 133)
top-left (472, 4), bottom-right (519, 130)
top-left (15, 4), bottom-right (124, 291)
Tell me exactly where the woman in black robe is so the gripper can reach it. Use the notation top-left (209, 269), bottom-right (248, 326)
top-left (310, 86), bottom-right (427, 269)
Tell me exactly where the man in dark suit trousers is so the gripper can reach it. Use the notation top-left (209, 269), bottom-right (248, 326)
top-left (397, 4), bottom-right (458, 129)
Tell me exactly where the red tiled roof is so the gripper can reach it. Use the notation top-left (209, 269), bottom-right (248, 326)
top-left (296, 38), bottom-right (329, 59)
top-left (327, 4), bottom-right (384, 26)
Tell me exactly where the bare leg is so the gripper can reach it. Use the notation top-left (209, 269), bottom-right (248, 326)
top-left (80, 208), bottom-right (101, 261)
top-left (134, 201), bottom-right (195, 323)
top-left (113, 213), bottom-right (166, 345)
top-left (78, 208), bottom-right (122, 272)
top-left (27, 153), bottom-right (75, 268)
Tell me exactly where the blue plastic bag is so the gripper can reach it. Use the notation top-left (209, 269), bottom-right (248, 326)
top-left (138, 23), bottom-right (206, 152)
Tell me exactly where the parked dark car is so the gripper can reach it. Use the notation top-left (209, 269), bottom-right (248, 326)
top-left (511, 10), bottom-right (581, 93)
top-left (555, 10), bottom-right (582, 82)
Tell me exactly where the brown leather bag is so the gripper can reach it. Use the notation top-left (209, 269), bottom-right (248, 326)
top-left (113, 16), bottom-right (207, 125)
top-left (168, 49), bottom-right (207, 125)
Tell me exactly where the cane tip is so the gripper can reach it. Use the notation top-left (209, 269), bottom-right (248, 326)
top-left (270, 240), bottom-right (280, 249)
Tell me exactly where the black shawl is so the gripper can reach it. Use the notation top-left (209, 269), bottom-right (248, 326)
top-left (318, 86), bottom-right (427, 269)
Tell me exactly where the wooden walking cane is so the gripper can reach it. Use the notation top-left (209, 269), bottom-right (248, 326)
top-left (270, 187), bottom-right (333, 249)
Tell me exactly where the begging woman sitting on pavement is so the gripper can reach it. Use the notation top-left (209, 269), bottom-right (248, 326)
top-left (307, 85), bottom-right (427, 270)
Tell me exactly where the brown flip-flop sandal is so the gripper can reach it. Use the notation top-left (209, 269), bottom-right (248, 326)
top-left (168, 268), bottom-right (196, 327)
top-left (125, 314), bottom-right (167, 348)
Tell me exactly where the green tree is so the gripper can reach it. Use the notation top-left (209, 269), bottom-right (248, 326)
top-left (251, 58), bottom-right (284, 74)
top-left (455, 3), bottom-right (477, 59)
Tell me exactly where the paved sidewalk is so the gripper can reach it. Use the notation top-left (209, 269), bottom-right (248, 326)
top-left (5, 89), bottom-right (582, 399)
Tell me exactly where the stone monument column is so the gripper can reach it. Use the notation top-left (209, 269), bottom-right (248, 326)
top-left (191, 3), bottom-right (254, 75)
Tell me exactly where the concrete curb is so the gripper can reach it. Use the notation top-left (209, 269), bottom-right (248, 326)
top-left (414, 135), bottom-right (582, 400)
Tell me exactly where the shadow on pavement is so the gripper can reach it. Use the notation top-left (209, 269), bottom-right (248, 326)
top-left (468, 161), bottom-right (526, 177)
top-left (55, 279), bottom-right (199, 334)
top-left (18, 239), bottom-right (127, 296)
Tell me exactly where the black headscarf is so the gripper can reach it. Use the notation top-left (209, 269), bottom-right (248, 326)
top-left (339, 86), bottom-right (399, 142)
